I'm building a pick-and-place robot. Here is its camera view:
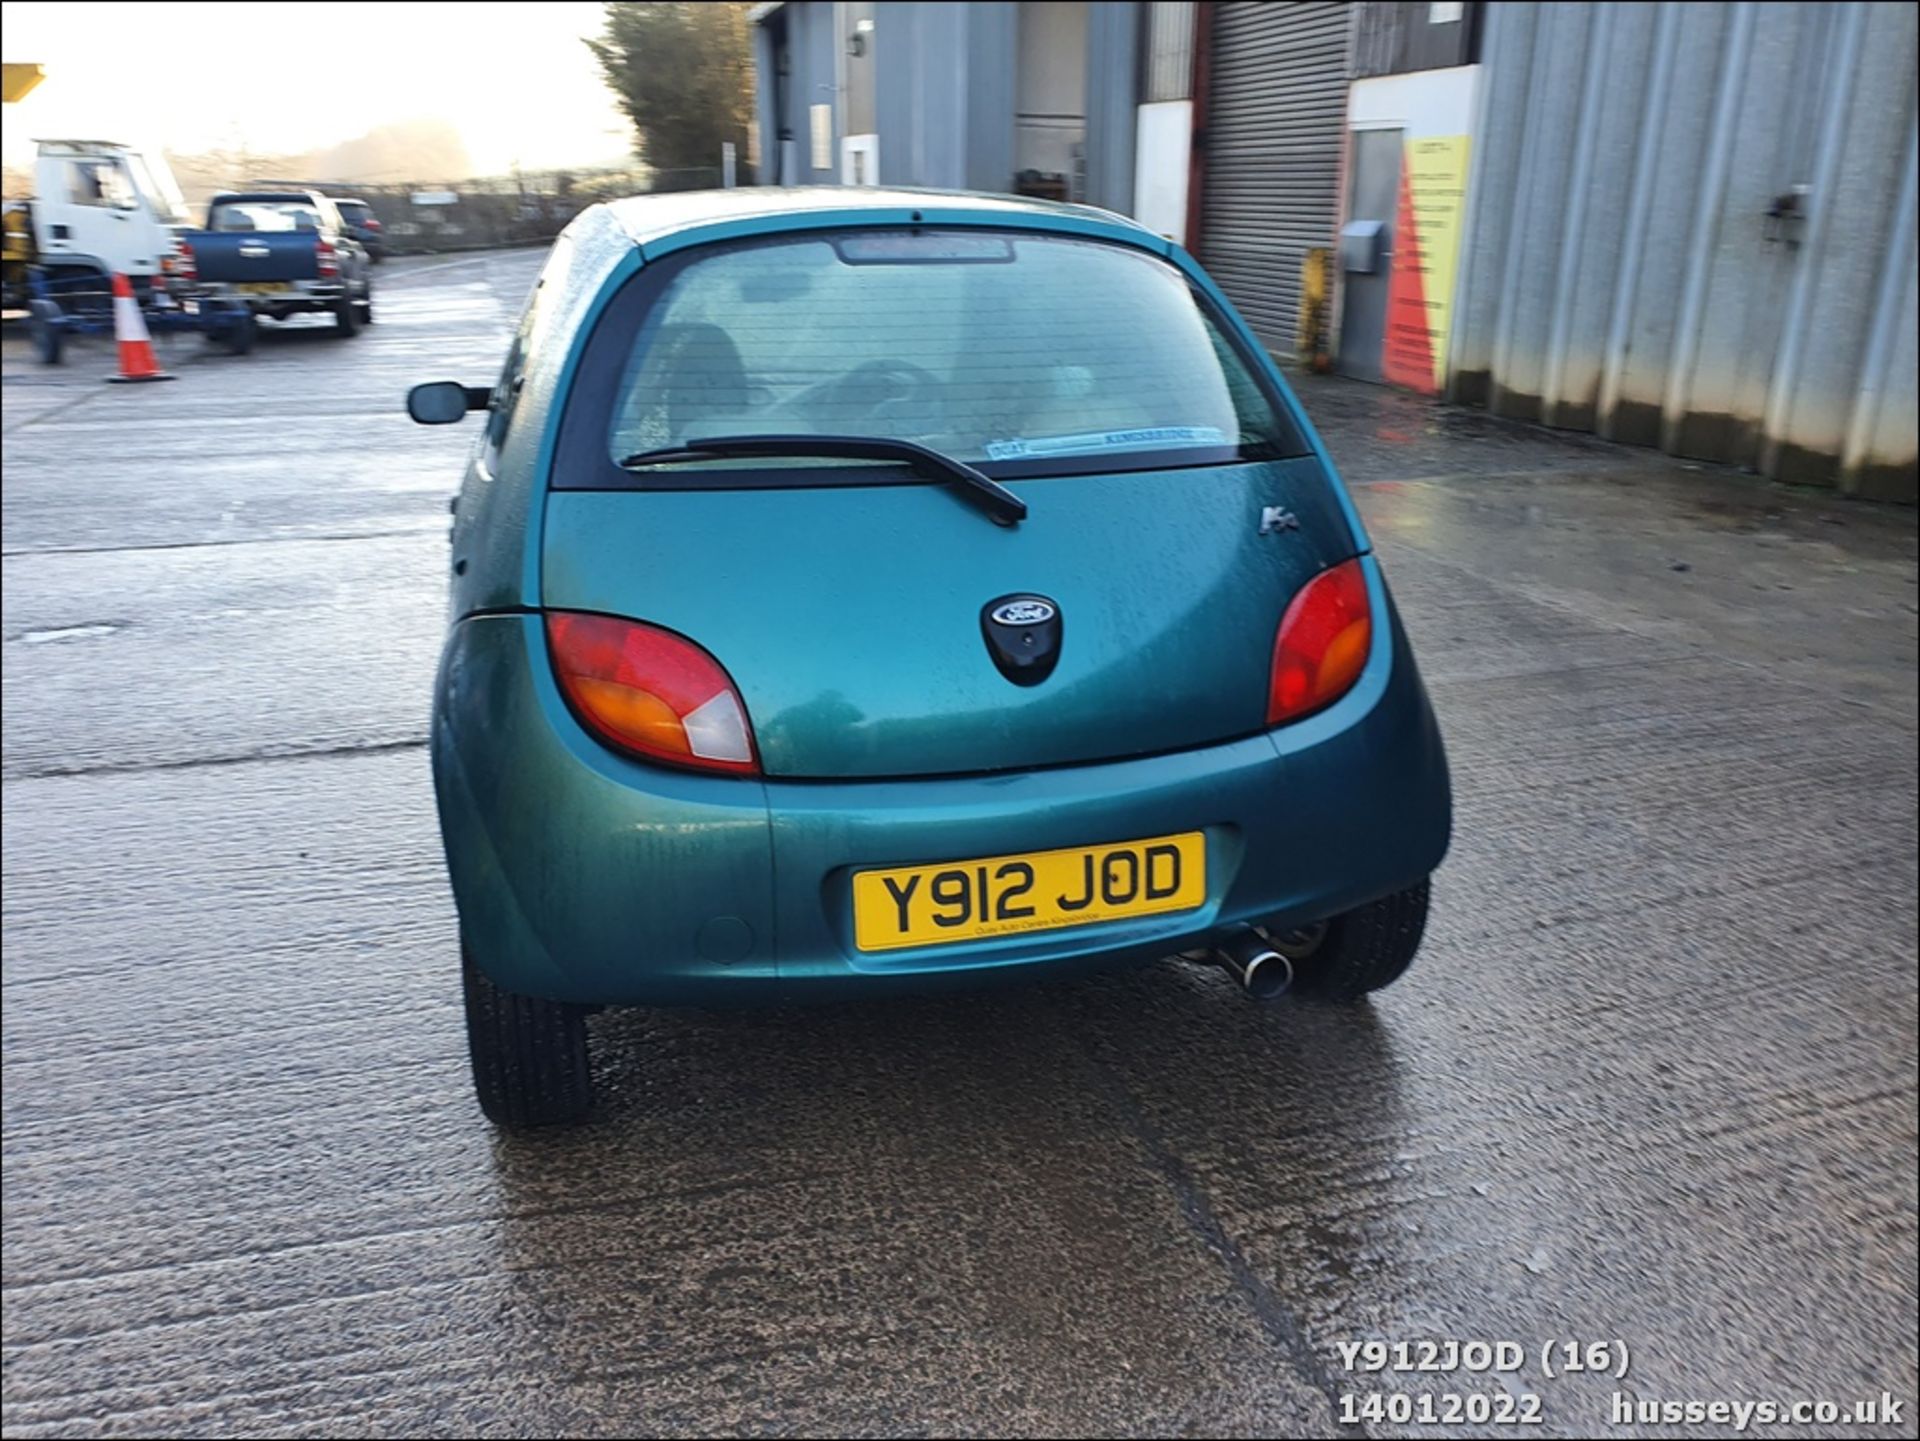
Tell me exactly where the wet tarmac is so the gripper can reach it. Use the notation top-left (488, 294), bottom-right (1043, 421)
top-left (3, 249), bottom-right (1916, 1437)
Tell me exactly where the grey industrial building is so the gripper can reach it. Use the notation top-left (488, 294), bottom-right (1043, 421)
top-left (749, 2), bottom-right (1916, 500)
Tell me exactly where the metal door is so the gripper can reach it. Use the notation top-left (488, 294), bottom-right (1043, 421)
top-left (1339, 127), bottom-right (1402, 382)
top-left (1198, 2), bottom-right (1351, 355)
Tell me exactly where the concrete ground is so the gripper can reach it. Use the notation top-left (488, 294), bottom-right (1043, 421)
top-left (2, 249), bottom-right (1915, 1439)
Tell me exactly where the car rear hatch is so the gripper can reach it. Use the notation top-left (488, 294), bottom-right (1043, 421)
top-left (535, 222), bottom-right (1360, 779)
top-left (541, 457), bottom-right (1353, 779)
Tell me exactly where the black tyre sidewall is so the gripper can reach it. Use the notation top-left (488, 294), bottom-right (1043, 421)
top-left (462, 949), bottom-right (591, 1127)
top-left (30, 299), bottom-right (63, 364)
top-left (1285, 880), bottom-right (1431, 1002)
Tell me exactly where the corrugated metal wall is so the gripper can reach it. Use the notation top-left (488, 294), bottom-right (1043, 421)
top-left (1145, 2), bottom-right (1197, 103)
top-left (1199, 2), bottom-right (1352, 356)
top-left (757, 2), bottom-right (843, 185)
top-left (874, 0), bottom-right (980, 189)
top-left (766, 2), bottom-right (1135, 207)
top-left (1449, 1), bottom-right (1918, 501)
top-left (1085, 1), bottom-right (1142, 213)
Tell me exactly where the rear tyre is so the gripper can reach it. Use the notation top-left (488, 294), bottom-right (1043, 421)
top-left (462, 949), bottom-right (592, 1127)
top-left (355, 295), bottom-right (374, 324)
top-left (222, 311), bottom-right (255, 355)
top-left (1269, 880), bottom-right (1430, 1002)
top-left (332, 297), bottom-right (359, 336)
top-left (29, 299), bottom-right (63, 365)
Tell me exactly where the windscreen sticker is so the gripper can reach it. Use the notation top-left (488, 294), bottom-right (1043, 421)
top-left (985, 426), bottom-right (1228, 461)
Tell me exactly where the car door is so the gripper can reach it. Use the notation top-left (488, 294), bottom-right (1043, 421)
top-left (43, 156), bottom-right (152, 280)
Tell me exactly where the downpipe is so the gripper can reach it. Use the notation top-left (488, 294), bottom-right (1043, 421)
top-left (1213, 927), bottom-right (1293, 1001)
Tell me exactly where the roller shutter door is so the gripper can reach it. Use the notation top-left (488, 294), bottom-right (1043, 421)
top-left (1201, 2), bottom-right (1350, 357)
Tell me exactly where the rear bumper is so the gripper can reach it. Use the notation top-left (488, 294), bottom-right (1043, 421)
top-left (433, 558), bottom-right (1450, 1006)
top-left (196, 281), bottom-right (345, 307)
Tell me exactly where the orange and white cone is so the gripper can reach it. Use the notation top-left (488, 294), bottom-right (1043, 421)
top-left (106, 273), bottom-right (175, 384)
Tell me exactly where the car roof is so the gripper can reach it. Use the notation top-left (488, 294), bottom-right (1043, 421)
top-left (604, 186), bottom-right (1151, 248)
top-left (212, 191), bottom-right (325, 204)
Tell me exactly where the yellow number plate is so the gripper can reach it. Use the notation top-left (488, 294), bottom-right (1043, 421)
top-left (852, 832), bottom-right (1206, 953)
top-left (235, 282), bottom-right (285, 294)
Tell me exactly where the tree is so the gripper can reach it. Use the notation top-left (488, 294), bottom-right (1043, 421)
top-left (588, 2), bottom-right (755, 191)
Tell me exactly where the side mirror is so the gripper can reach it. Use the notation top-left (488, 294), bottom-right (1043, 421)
top-left (408, 381), bottom-right (491, 425)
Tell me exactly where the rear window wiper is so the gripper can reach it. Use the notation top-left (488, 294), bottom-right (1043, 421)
top-left (617, 434), bottom-right (1027, 527)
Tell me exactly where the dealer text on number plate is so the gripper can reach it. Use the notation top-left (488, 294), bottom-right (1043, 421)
top-left (852, 832), bottom-right (1206, 952)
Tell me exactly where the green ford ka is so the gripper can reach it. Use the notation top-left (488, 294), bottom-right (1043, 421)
top-left (409, 188), bottom-right (1451, 1127)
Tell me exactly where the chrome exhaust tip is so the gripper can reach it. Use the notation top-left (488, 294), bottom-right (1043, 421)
top-left (1214, 928), bottom-right (1293, 1001)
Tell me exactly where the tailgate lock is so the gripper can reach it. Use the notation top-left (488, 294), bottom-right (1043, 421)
top-left (981, 594), bottom-right (1063, 686)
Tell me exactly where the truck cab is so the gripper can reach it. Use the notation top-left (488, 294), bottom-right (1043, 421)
top-left (13, 139), bottom-right (193, 288)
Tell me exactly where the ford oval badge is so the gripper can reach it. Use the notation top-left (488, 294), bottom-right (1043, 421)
top-left (990, 598), bottom-right (1056, 627)
top-left (981, 594), bottom-right (1062, 685)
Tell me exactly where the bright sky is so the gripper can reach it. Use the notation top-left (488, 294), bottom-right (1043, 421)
top-left (0, 0), bottom-right (634, 174)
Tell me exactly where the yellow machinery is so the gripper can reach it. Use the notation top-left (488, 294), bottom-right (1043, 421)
top-left (3, 199), bottom-right (35, 309)
top-left (2, 63), bottom-right (46, 104)
top-left (3, 63), bottom-right (47, 305)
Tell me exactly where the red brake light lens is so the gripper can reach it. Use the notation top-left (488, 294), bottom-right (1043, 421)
top-left (316, 236), bottom-right (338, 277)
top-left (546, 611), bottom-right (759, 775)
top-left (1267, 558), bottom-right (1373, 726)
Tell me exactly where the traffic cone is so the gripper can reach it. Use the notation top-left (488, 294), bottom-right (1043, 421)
top-left (106, 273), bottom-right (175, 384)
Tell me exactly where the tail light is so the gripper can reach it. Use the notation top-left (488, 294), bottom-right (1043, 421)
top-left (364, 218), bottom-right (382, 231)
top-left (546, 611), bottom-right (759, 775)
top-left (316, 236), bottom-right (339, 278)
top-left (165, 239), bottom-right (196, 283)
top-left (1267, 558), bottom-right (1373, 725)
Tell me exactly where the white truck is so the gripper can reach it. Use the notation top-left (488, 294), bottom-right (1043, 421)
top-left (2, 138), bottom-right (194, 307)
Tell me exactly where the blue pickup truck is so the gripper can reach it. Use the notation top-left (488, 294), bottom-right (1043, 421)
top-left (179, 190), bottom-right (373, 335)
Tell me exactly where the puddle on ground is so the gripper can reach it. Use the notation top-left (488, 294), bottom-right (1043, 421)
top-left (14, 622), bottom-right (125, 645)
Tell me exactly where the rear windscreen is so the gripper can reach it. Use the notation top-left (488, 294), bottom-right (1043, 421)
top-left (209, 201), bottom-right (323, 233)
top-left (571, 229), bottom-right (1306, 485)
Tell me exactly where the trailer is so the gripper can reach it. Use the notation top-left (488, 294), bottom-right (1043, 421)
top-left (24, 266), bottom-right (254, 364)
